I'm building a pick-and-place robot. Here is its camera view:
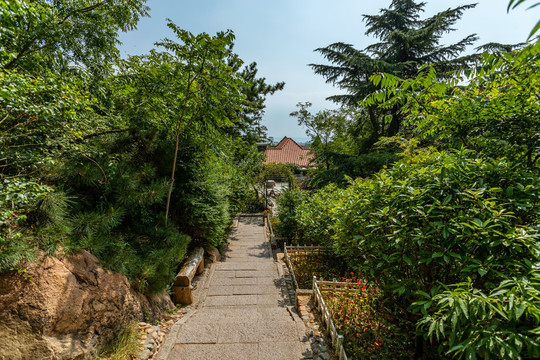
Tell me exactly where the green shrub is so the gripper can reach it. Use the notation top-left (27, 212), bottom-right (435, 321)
top-left (332, 151), bottom-right (539, 299)
top-left (295, 183), bottom-right (344, 246)
top-left (172, 140), bottom-right (236, 247)
top-left (418, 273), bottom-right (540, 360)
top-left (276, 188), bottom-right (309, 242)
top-left (290, 150), bottom-right (540, 358)
top-left (325, 151), bottom-right (540, 358)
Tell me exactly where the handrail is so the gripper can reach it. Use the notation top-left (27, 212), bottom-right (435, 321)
top-left (313, 276), bottom-right (348, 360)
top-left (266, 213), bottom-right (274, 238)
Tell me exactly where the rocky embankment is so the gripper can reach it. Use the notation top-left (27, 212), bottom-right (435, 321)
top-left (0, 250), bottom-right (176, 360)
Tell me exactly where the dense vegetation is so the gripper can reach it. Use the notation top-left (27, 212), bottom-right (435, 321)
top-left (0, 1), bottom-right (280, 294)
top-left (278, 1), bottom-right (540, 359)
top-left (2, 1), bottom-right (540, 359)
top-left (294, 0), bottom-right (480, 187)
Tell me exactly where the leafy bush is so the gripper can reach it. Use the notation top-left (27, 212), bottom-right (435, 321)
top-left (275, 188), bottom-right (309, 241)
top-left (0, 179), bottom-right (54, 271)
top-left (295, 183), bottom-right (344, 246)
top-left (307, 151), bottom-right (400, 188)
top-left (419, 273), bottom-right (540, 360)
top-left (171, 137), bottom-right (237, 248)
top-left (291, 150), bottom-right (540, 358)
top-left (332, 151), bottom-right (540, 300)
top-left (47, 131), bottom-right (191, 294)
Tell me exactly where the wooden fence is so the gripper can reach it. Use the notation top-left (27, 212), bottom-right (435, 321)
top-left (283, 245), bottom-right (333, 304)
top-left (312, 276), bottom-right (349, 360)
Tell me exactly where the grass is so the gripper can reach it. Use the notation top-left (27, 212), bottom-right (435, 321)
top-left (97, 320), bottom-right (141, 360)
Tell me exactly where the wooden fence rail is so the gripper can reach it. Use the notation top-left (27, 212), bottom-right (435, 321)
top-left (312, 276), bottom-right (349, 360)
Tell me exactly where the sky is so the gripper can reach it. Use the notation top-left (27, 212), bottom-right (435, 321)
top-left (118, 0), bottom-right (539, 142)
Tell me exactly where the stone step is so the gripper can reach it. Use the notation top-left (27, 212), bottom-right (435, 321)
top-left (159, 215), bottom-right (311, 360)
top-left (203, 294), bottom-right (284, 307)
top-left (212, 270), bottom-right (277, 280)
top-left (169, 341), bottom-right (311, 360)
top-left (209, 276), bottom-right (277, 287)
top-left (214, 263), bottom-right (276, 271)
top-left (207, 284), bottom-right (281, 296)
top-left (175, 320), bottom-right (303, 344)
top-left (188, 307), bottom-right (293, 323)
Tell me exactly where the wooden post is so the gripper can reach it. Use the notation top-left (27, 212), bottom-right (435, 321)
top-left (173, 247), bottom-right (204, 305)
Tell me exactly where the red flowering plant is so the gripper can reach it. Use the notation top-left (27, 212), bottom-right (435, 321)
top-left (321, 274), bottom-right (414, 359)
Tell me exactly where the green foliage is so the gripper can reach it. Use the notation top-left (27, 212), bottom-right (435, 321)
top-left (306, 150), bottom-right (399, 188)
top-left (0, 178), bottom-right (52, 227)
top-left (290, 102), bottom-right (349, 152)
top-left (257, 163), bottom-right (294, 186)
top-left (284, 6), bottom-right (540, 359)
top-left (508, 0), bottom-right (540, 39)
top-left (332, 152), bottom-right (539, 299)
top-left (47, 131), bottom-right (191, 294)
top-left (114, 21), bottom-right (248, 220)
top-left (172, 138), bottom-right (236, 247)
top-left (0, 0), bottom-right (281, 296)
top-left (287, 150), bottom-right (540, 358)
top-left (0, 70), bottom-right (93, 175)
top-left (275, 189), bottom-right (309, 241)
top-left (231, 145), bottom-right (266, 213)
top-left (419, 275), bottom-right (540, 360)
top-left (311, 0), bottom-right (477, 151)
top-left (365, 42), bottom-right (540, 169)
top-left (1, 0), bottom-right (149, 75)
top-left (290, 103), bottom-right (386, 185)
top-left (294, 183), bottom-right (343, 245)
top-left (231, 61), bottom-right (285, 142)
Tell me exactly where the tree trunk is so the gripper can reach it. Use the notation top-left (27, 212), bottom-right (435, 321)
top-left (165, 132), bottom-right (181, 221)
top-left (386, 108), bottom-right (402, 137)
top-left (359, 107), bottom-right (380, 154)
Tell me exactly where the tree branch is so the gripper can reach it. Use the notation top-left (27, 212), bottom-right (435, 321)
top-left (83, 154), bottom-right (108, 183)
top-left (81, 128), bottom-right (129, 140)
top-left (58, 1), bottom-right (110, 25)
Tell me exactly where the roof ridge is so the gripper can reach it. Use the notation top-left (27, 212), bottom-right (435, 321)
top-left (274, 136), bottom-right (304, 150)
top-left (263, 136), bottom-right (315, 167)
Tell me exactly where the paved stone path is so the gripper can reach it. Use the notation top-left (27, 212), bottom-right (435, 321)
top-left (158, 216), bottom-right (312, 360)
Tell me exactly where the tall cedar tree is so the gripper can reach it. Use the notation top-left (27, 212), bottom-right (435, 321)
top-left (233, 61), bottom-right (285, 143)
top-left (311, 0), bottom-right (478, 153)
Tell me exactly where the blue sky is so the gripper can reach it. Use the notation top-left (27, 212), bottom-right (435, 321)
top-left (119, 0), bottom-right (539, 142)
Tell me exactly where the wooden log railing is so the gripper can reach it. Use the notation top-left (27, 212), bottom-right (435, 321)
top-left (312, 276), bottom-right (348, 360)
top-left (172, 247), bottom-right (204, 305)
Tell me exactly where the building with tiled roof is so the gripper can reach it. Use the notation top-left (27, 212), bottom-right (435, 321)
top-left (263, 137), bottom-right (315, 170)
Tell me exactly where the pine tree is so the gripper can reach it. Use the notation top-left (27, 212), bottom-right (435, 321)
top-left (311, 0), bottom-right (478, 150)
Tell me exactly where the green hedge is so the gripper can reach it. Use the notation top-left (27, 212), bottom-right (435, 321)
top-left (291, 151), bottom-right (540, 359)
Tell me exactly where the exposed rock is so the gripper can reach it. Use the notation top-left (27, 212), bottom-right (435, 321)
top-left (204, 244), bottom-right (221, 263)
top-left (317, 352), bottom-right (331, 360)
top-left (0, 250), bottom-right (175, 360)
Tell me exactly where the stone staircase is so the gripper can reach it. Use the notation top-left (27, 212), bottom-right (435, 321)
top-left (157, 215), bottom-right (312, 360)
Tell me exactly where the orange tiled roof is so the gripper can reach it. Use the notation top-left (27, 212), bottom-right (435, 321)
top-left (263, 137), bottom-right (315, 167)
